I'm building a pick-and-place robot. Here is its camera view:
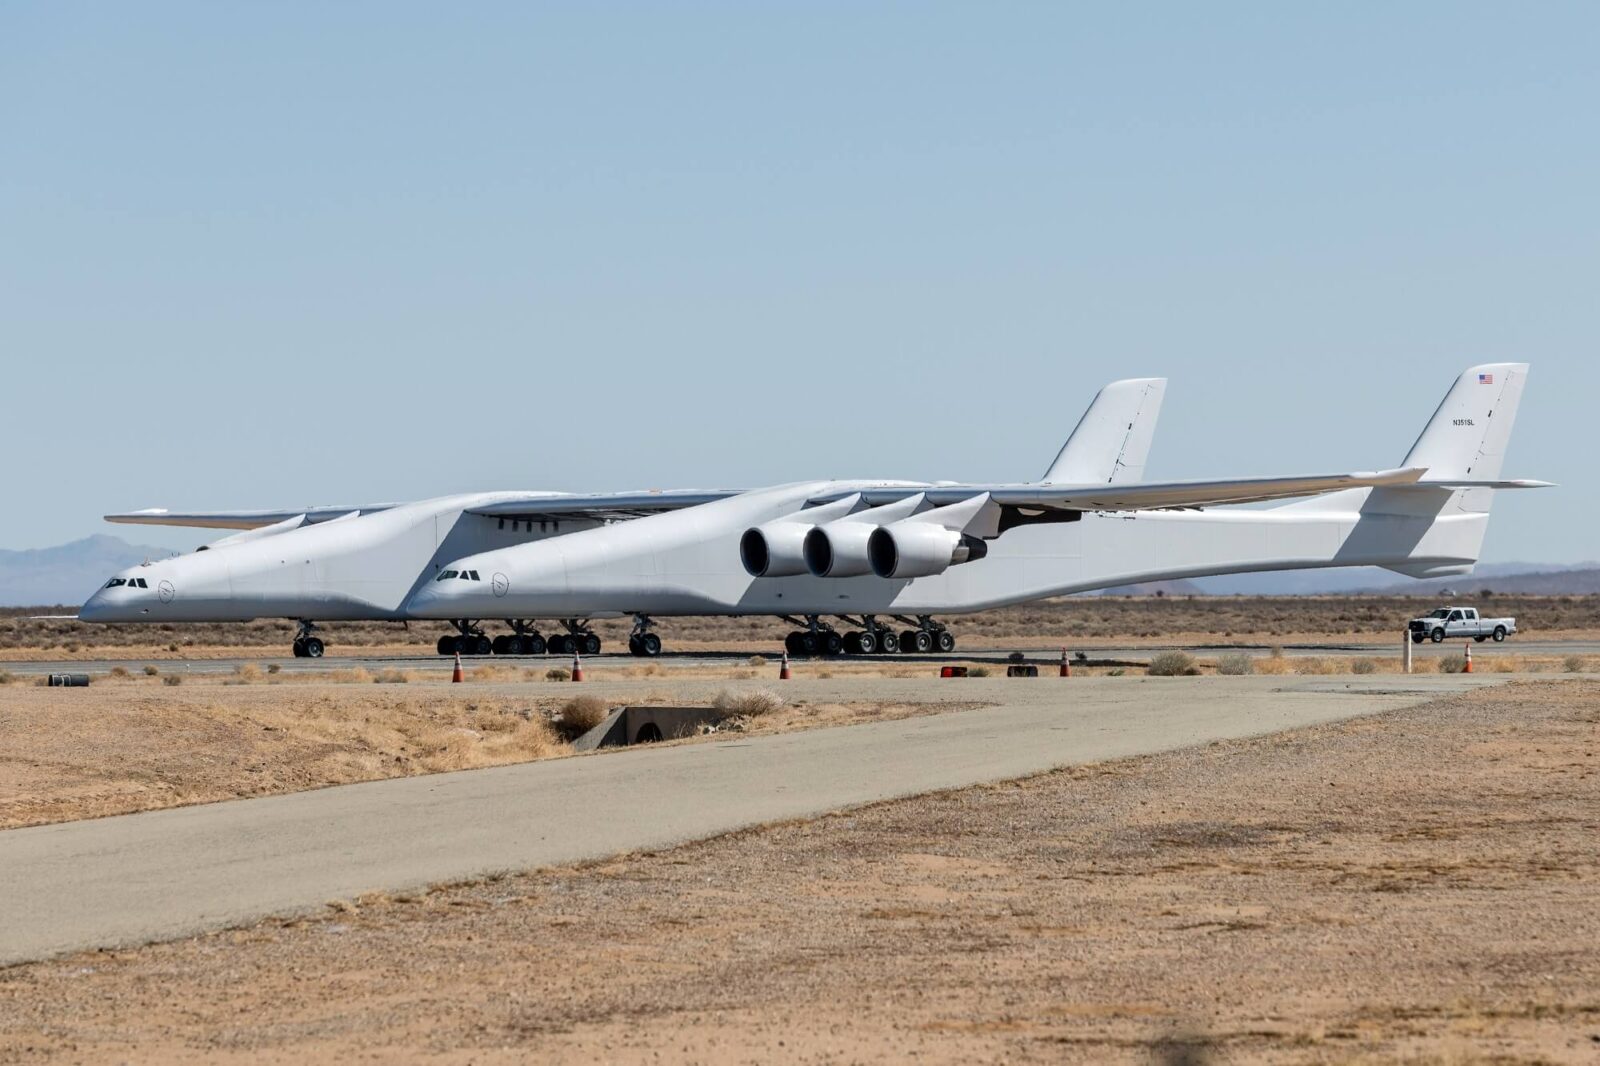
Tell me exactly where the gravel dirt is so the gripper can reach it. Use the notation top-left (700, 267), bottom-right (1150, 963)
top-left (1, 680), bottom-right (1594, 1063)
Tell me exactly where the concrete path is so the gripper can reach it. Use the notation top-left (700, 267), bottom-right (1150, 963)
top-left (0, 674), bottom-right (1501, 966)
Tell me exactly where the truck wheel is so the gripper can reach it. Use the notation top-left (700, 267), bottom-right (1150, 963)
top-left (1474, 636), bottom-right (1486, 643)
top-left (1410, 632), bottom-right (1424, 644)
top-left (1431, 628), bottom-right (1445, 643)
top-left (1493, 626), bottom-right (1507, 642)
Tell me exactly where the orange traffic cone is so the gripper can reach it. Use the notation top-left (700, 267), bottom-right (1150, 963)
top-left (779, 650), bottom-right (791, 680)
top-left (451, 650), bottom-right (464, 683)
top-left (1463, 643), bottom-right (1473, 673)
top-left (1060, 646), bottom-right (1071, 678)
top-left (571, 651), bottom-right (583, 682)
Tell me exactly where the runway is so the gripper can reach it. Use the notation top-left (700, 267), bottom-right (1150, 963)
top-left (0, 673), bottom-right (1502, 966)
top-left (5, 638), bottom-right (1592, 678)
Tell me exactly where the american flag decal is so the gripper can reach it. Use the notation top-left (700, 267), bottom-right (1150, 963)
top-left (1478, 373), bottom-right (1494, 384)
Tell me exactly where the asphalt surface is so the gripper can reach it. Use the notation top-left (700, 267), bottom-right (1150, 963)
top-left (0, 673), bottom-right (1504, 966)
top-left (6, 639), bottom-right (1595, 677)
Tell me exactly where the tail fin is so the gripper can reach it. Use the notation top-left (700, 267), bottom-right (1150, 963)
top-left (1402, 363), bottom-right (1529, 484)
top-left (1280, 363), bottom-right (1538, 578)
top-left (1041, 377), bottom-right (1166, 485)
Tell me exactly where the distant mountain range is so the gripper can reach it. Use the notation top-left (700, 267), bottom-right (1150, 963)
top-left (0, 535), bottom-right (180, 608)
top-left (1, 535), bottom-right (1595, 609)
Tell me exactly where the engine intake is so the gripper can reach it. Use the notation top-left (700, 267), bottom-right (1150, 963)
top-left (803, 521), bottom-right (877, 578)
top-left (739, 523), bottom-right (811, 577)
top-left (868, 522), bottom-right (988, 579)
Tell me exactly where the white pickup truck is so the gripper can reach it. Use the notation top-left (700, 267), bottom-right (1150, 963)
top-left (1407, 606), bottom-right (1517, 644)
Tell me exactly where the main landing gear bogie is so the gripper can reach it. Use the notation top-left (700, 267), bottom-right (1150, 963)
top-left (291, 621), bottom-right (325, 658)
top-left (783, 615), bottom-right (952, 657)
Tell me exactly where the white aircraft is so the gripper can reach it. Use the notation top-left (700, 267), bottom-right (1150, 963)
top-left (81, 365), bottom-right (1546, 658)
top-left (78, 376), bottom-right (1168, 657)
top-left (408, 363), bottom-right (1545, 656)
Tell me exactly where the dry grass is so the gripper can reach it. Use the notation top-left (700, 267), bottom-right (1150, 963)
top-left (1147, 651), bottom-right (1199, 676)
top-left (1216, 652), bottom-right (1254, 675)
top-left (712, 687), bottom-right (785, 717)
top-left (554, 695), bottom-right (611, 739)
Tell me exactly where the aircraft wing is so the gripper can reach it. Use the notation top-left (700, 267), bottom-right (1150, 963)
top-left (846, 467), bottom-right (1432, 512)
top-left (466, 489), bottom-right (745, 522)
top-left (104, 504), bottom-right (402, 530)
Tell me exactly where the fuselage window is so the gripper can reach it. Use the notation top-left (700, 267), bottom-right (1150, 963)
top-left (437, 570), bottom-right (459, 581)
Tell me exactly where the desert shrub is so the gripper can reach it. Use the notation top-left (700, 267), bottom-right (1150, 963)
top-left (143, 664), bottom-right (159, 676)
top-left (1107, 667), bottom-right (1125, 676)
top-left (968, 666), bottom-right (991, 677)
top-left (1147, 651), bottom-right (1199, 677)
top-left (1269, 645), bottom-right (1285, 659)
top-left (0, 669), bottom-right (13, 685)
top-left (235, 663), bottom-right (262, 682)
top-left (110, 666), bottom-right (129, 678)
top-left (554, 695), bottom-right (610, 738)
top-left (545, 667), bottom-right (571, 682)
top-left (163, 674), bottom-right (183, 686)
top-left (1295, 656), bottom-right (1338, 675)
top-left (373, 669), bottom-right (409, 684)
top-left (1440, 654), bottom-right (1467, 674)
top-left (1216, 653), bottom-right (1254, 676)
top-left (713, 687), bottom-right (785, 717)
top-left (167, 643), bottom-right (179, 652)
top-left (1351, 658), bottom-right (1378, 675)
top-left (747, 655), bottom-right (767, 667)
top-left (266, 663), bottom-right (281, 674)
top-left (1563, 655), bottom-right (1587, 673)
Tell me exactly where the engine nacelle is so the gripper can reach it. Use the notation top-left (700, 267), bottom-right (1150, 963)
top-left (868, 521), bottom-right (988, 579)
top-left (804, 521), bottom-right (876, 577)
top-left (739, 522), bottom-right (813, 577)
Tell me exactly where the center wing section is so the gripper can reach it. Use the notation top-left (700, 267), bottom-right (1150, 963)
top-left (465, 489), bottom-right (746, 522)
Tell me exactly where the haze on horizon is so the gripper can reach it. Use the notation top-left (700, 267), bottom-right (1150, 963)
top-left (2, 3), bottom-right (1594, 562)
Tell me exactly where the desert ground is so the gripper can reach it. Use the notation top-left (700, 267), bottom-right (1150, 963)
top-left (6, 593), bottom-right (1600, 659)
top-left (0, 680), bottom-right (1595, 1063)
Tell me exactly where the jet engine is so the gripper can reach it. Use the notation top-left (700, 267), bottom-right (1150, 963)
top-left (868, 522), bottom-right (988, 579)
top-left (740, 495), bottom-right (863, 578)
top-left (802, 495), bottom-right (929, 577)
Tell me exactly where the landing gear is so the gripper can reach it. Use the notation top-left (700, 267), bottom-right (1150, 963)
top-left (782, 615), bottom-right (920, 657)
top-left (627, 615), bottom-right (662, 657)
top-left (493, 621), bottom-right (547, 656)
top-left (291, 621), bottom-right (325, 658)
top-left (437, 620), bottom-right (492, 655)
top-left (892, 615), bottom-right (954, 655)
top-left (548, 620), bottom-right (600, 657)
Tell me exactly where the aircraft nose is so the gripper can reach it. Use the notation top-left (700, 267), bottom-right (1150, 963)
top-left (407, 573), bottom-right (486, 618)
top-left (79, 578), bottom-right (140, 622)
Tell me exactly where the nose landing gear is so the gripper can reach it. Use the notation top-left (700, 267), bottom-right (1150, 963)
top-left (291, 620), bottom-right (325, 658)
top-left (627, 614), bottom-right (662, 657)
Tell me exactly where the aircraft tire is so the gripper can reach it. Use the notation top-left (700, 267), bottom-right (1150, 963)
top-left (855, 631), bottom-right (876, 655)
top-left (292, 639), bottom-right (306, 658)
top-left (799, 631), bottom-right (820, 656)
top-left (909, 630), bottom-right (934, 654)
top-left (628, 635), bottom-right (642, 655)
top-left (823, 631), bottom-right (844, 656)
top-left (878, 630), bottom-right (899, 654)
top-left (899, 630), bottom-right (920, 653)
top-left (491, 635), bottom-right (511, 655)
top-left (639, 632), bottom-right (661, 657)
top-left (547, 634), bottom-right (569, 656)
top-left (936, 630), bottom-right (955, 653)
top-left (436, 635), bottom-right (455, 655)
top-left (524, 634), bottom-right (546, 655)
top-left (784, 632), bottom-right (803, 655)
top-left (582, 633), bottom-right (601, 656)
top-left (302, 637), bottom-right (324, 658)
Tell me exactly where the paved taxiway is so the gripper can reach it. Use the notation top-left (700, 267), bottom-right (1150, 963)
top-left (0, 673), bottom-right (1503, 965)
top-left (6, 638), bottom-right (1594, 678)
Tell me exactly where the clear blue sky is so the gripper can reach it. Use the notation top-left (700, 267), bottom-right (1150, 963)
top-left (3, 3), bottom-right (1594, 562)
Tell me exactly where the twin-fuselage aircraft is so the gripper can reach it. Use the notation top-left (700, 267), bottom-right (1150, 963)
top-left (80, 365), bottom-right (1546, 658)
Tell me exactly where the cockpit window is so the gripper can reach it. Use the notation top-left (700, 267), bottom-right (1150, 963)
top-left (134, 578), bottom-right (148, 588)
top-left (104, 578), bottom-right (126, 589)
top-left (103, 577), bottom-right (149, 589)
top-left (468, 570), bottom-right (480, 581)
top-left (437, 570), bottom-right (459, 581)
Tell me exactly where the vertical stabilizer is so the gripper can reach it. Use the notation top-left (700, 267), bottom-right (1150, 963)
top-left (1402, 362), bottom-right (1528, 482)
top-left (1042, 378), bottom-right (1166, 485)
